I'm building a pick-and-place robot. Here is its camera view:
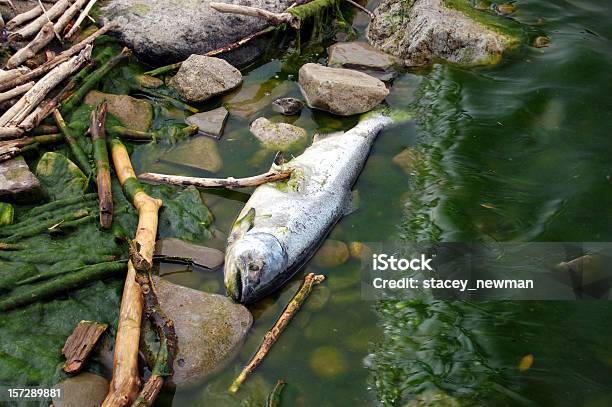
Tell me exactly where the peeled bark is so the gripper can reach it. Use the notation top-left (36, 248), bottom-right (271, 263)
top-left (63, 320), bottom-right (108, 374)
top-left (90, 103), bottom-right (113, 228)
top-left (103, 139), bottom-right (162, 407)
top-left (6, 22), bottom-right (55, 69)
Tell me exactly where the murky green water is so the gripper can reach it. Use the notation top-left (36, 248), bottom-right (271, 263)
top-left (139, 0), bottom-right (612, 406)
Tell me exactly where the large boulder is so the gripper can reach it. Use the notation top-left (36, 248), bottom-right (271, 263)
top-left (169, 55), bottom-right (243, 103)
top-left (84, 91), bottom-right (153, 131)
top-left (99, 0), bottom-right (295, 65)
top-left (153, 277), bottom-right (252, 385)
top-left (367, 0), bottom-right (522, 66)
top-left (299, 63), bottom-right (389, 116)
top-left (0, 156), bottom-right (41, 201)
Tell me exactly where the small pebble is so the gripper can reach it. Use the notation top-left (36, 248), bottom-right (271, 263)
top-left (272, 97), bottom-right (305, 116)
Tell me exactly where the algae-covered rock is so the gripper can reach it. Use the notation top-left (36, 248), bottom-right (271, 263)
top-left (0, 157), bottom-right (41, 201)
top-left (309, 346), bottom-right (347, 378)
top-left (162, 136), bottom-right (223, 173)
top-left (0, 202), bottom-right (13, 226)
top-left (312, 239), bottom-right (350, 268)
top-left (153, 277), bottom-right (252, 385)
top-left (404, 390), bottom-right (460, 407)
top-left (367, 0), bottom-right (525, 66)
top-left (53, 372), bottom-right (109, 407)
top-left (299, 63), bottom-right (389, 116)
top-left (84, 90), bottom-right (153, 131)
top-left (249, 117), bottom-right (308, 151)
top-left (169, 55), bottom-right (242, 103)
top-left (99, 0), bottom-right (295, 65)
top-left (328, 41), bottom-right (401, 81)
top-left (35, 152), bottom-right (87, 200)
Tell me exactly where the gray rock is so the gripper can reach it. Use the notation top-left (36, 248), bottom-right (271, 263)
top-left (100, 0), bottom-right (295, 65)
top-left (328, 41), bottom-right (401, 81)
top-left (298, 63), bottom-right (389, 116)
top-left (53, 372), bottom-right (109, 407)
top-left (186, 107), bottom-right (229, 139)
top-left (272, 97), bottom-right (304, 116)
top-left (84, 91), bottom-right (153, 131)
top-left (0, 156), bottom-right (41, 201)
top-left (367, 0), bottom-right (521, 66)
top-left (169, 55), bottom-right (242, 103)
top-left (162, 136), bottom-right (223, 173)
top-left (155, 237), bottom-right (225, 270)
top-left (249, 117), bottom-right (307, 150)
top-left (153, 277), bottom-right (252, 385)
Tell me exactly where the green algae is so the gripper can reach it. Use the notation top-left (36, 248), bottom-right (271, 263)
top-left (0, 203), bottom-right (14, 226)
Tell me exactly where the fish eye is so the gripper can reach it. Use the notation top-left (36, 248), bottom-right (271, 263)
top-left (248, 263), bottom-right (261, 272)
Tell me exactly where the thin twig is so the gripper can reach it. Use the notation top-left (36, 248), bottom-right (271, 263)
top-left (229, 273), bottom-right (325, 393)
top-left (344, 0), bottom-right (374, 19)
top-left (138, 168), bottom-right (292, 189)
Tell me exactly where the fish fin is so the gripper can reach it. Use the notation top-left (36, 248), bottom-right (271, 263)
top-left (343, 189), bottom-right (360, 216)
top-left (228, 208), bottom-right (256, 244)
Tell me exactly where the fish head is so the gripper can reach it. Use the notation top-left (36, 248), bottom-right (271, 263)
top-left (224, 232), bottom-right (288, 304)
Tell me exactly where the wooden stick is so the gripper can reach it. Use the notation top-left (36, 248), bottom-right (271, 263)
top-left (6, 21), bottom-right (55, 69)
top-left (65, 0), bottom-right (98, 39)
top-left (0, 23), bottom-right (115, 92)
top-left (0, 81), bottom-right (34, 103)
top-left (210, 2), bottom-right (299, 29)
top-left (206, 26), bottom-right (276, 58)
top-left (0, 126), bottom-right (24, 140)
top-left (90, 103), bottom-right (113, 228)
top-left (228, 273), bottom-right (325, 393)
top-left (139, 168), bottom-right (292, 189)
top-left (6, 4), bottom-right (43, 31)
top-left (0, 45), bottom-right (92, 127)
top-left (63, 320), bottom-right (108, 374)
top-left (103, 139), bottom-right (162, 407)
top-left (11, 0), bottom-right (72, 39)
top-left (53, 108), bottom-right (92, 175)
top-left (54, 0), bottom-right (89, 38)
top-left (344, 0), bottom-right (374, 19)
top-left (0, 66), bottom-right (31, 83)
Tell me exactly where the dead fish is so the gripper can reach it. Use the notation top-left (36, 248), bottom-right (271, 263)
top-left (224, 113), bottom-right (393, 303)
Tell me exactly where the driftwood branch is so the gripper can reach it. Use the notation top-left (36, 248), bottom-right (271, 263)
top-left (0, 45), bottom-right (92, 127)
top-left (11, 0), bottom-right (72, 39)
top-left (0, 23), bottom-right (116, 92)
top-left (6, 21), bottom-right (55, 69)
top-left (210, 2), bottom-right (300, 29)
top-left (0, 66), bottom-right (31, 83)
top-left (0, 81), bottom-right (34, 103)
top-left (63, 320), bottom-right (108, 374)
top-left (139, 167), bottom-right (292, 189)
top-left (90, 103), bottom-right (113, 228)
top-left (229, 273), bottom-right (325, 393)
top-left (103, 139), bottom-right (163, 407)
top-left (6, 4), bottom-right (43, 31)
top-left (344, 0), bottom-right (375, 19)
top-left (0, 126), bottom-right (24, 140)
top-left (54, 0), bottom-right (89, 37)
top-left (65, 0), bottom-right (98, 39)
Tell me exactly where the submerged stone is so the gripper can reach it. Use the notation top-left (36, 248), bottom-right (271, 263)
top-left (367, 0), bottom-right (523, 66)
top-left (405, 390), bottom-right (460, 407)
top-left (393, 148), bottom-right (420, 175)
top-left (312, 239), bottom-right (350, 268)
top-left (84, 90), bottom-right (153, 131)
top-left (53, 372), bottom-right (109, 407)
top-left (99, 0), bottom-right (295, 65)
top-left (153, 277), bottom-right (253, 385)
top-left (327, 41), bottom-right (401, 81)
top-left (272, 97), bottom-right (305, 116)
top-left (186, 107), bottom-right (229, 139)
top-left (155, 237), bottom-right (224, 270)
top-left (169, 55), bottom-right (242, 103)
top-left (309, 346), bottom-right (347, 378)
top-left (249, 117), bottom-right (308, 151)
top-left (223, 81), bottom-right (293, 119)
top-left (299, 63), bottom-right (389, 116)
top-left (0, 156), bottom-right (41, 201)
top-left (162, 136), bottom-right (223, 173)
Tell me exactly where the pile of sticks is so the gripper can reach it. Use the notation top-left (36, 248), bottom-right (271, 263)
top-left (0, 0), bottom-right (110, 161)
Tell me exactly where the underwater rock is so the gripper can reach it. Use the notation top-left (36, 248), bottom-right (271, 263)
top-left (309, 346), bottom-right (347, 378)
top-left (327, 41), bottom-right (401, 81)
top-left (169, 55), bottom-right (242, 103)
top-left (153, 277), bottom-right (253, 385)
top-left (272, 97), bottom-right (305, 116)
top-left (404, 390), bottom-right (460, 407)
top-left (312, 239), bottom-right (350, 268)
top-left (53, 372), bottom-right (109, 407)
top-left (99, 0), bottom-right (295, 65)
top-left (249, 117), bottom-right (308, 150)
top-left (393, 148), bottom-right (419, 175)
top-left (0, 156), bottom-right (41, 201)
top-left (299, 63), bottom-right (389, 116)
top-left (223, 81), bottom-right (293, 119)
top-left (155, 237), bottom-right (225, 270)
top-left (348, 241), bottom-right (373, 261)
top-left (84, 91), bottom-right (153, 131)
top-left (186, 107), bottom-right (229, 139)
top-left (162, 136), bottom-right (223, 173)
top-left (367, 0), bottom-right (522, 66)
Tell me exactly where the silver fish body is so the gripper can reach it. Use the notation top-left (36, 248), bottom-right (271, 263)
top-left (224, 113), bottom-right (393, 303)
